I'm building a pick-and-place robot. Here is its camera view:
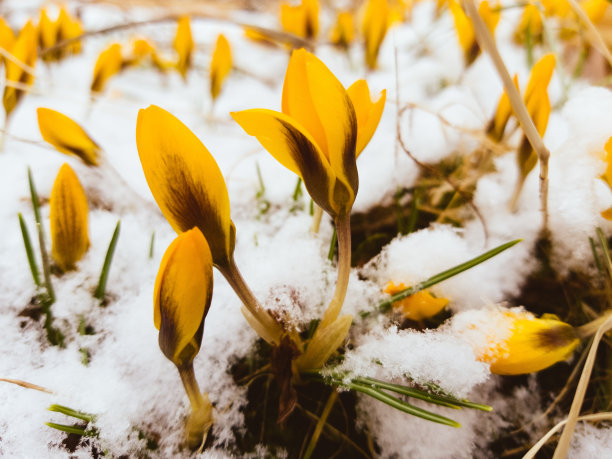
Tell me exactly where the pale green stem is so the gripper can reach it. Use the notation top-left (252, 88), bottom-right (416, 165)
top-left (178, 364), bottom-right (205, 411)
top-left (220, 259), bottom-right (283, 345)
top-left (311, 205), bottom-right (323, 233)
top-left (304, 390), bottom-right (338, 459)
top-left (319, 213), bottom-right (352, 330)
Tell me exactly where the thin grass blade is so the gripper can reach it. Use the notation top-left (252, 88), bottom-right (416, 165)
top-left (18, 213), bottom-right (41, 287)
top-left (94, 220), bottom-right (120, 302)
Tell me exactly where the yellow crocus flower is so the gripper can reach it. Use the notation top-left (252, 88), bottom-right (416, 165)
top-left (514, 3), bottom-right (543, 45)
top-left (57, 7), bottom-right (83, 55)
top-left (450, 0), bottom-right (500, 66)
top-left (330, 11), bottom-right (354, 49)
top-left (232, 49), bottom-right (384, 218)
top-left (209, 34), bottom-right (232, 101)
top-left (173, 16), bottom-right (193, 80)
top-left (362, 0), bottom-right (390, 69)
top-left (155, 227), bottom-right (214, 449)
top-left (464, 309), bottom-right (579, 375)
top-left (280, 0), bottom-right (319, 39)
top-left (90, 42), bottom-right (123, 94)
top-left (384, 282), bottom-right (449, 321)
top-left (487, 74), bottom-right (519, 142)
top-left (136, 105), bottom-right (234, 268)
top-left (37, 108), bottom-right (101, 166)
top-left (49, 163), bottom-right (89, 272)
top-left (38, 9), bottom-right (59, 60)
top-left (154, 227), bottom-right (213, 368)
top-left (3, 20), bottom-right (37, 119)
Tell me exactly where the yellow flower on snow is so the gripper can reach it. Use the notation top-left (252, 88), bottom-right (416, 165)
top-left (210, 34), bottom-right (232, 102)
top-left (173, 16), bottom-right (193, 80)
top-left (37, 108), bottom-right (101, 166)
top-left (232, 49), bottom-right (385, 218)
top-left (90, 43), bottom-right (123, 93)
top-left (452, 308), bottom-right (579, 375)
top-left (385, 282), bottom-right (449, 321)
top-left (3, 20), bottom-right (37, 119)
top-left (362, 0), bottom-right (390, 69)
top-left (49, 163), bottom-right (90, 272)
top-left (280, 0), bottom-right (319, 39)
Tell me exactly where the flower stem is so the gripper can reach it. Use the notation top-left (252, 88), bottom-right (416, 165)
top-left (178, 364), bottom-right (205, 410)
top-left (311, 205), bottom-right (323, 233)
top-left (320, 213), bottom-right (351, 330)
top-left (221, 259), bottom-right (283, 345)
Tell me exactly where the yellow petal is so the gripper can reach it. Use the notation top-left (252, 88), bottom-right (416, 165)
top-left (583, 0), bottom-right (608, 23)
top-left (154, 227), bottom-right (213, 367)
top-left (330, 11), bottom-right (354, 48)
top-left (362, 0), bottom-right (390, 69)
top-left (280, 0), bottom-right (319, 39)
top-left (136, 105), bottom-right (233, 267)
top-left (50, 163), bottom-right (89, 272)
top-left (210, 34), bottom-right (232, 101)
top-left (231, 108), bottom-right (338, 215)
top-left (57, 7), bottom-right (83, 55)
top-left (347, 80), bottom-right (386, 157)
top-left (449, 0), bottom-right (477, 63)
top-left (38, 9), bottom-right (58, 51)
top-left (302, 0), bottom-right (320, 38)
top-left (524, 53), bottom-right (555, 106)
top-left (603, 136), bottom-right (612, 186)
top-left (282, 48), bottom-right (328, 157)
top-left (385, 283), bottom-right (449, 321)
top-left (487, 74), bottom-right (519, 142)
top-left (489, 312), bottom-right (579, 375)
top-left (601, 206), bottom-right (612, 221)
top-left (90, 43), bottom-right (122, 93)
top-left (173, 16), bottom-right (193, 80)
top-left (0, 17), bottom-right (16, 54)
top-left (304, 53), bottom-right (358, 212)
top-left (479, 1), bottom-right (500, 38)
top-left (514, 4), bottom-right (543, 44)
top-left (3, 20), bottom-right (37, 118)
top-left (37, 108), bottom-right (101, 166)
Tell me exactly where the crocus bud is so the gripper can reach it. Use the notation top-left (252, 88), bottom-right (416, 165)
top-left (91, 43), bottom-right (123, 93)
top-left (49, 163), bottom-right (89, 272)
top-left (37, 108), bottom-right (101, 166)
top-left (173, 16), bottom-right (193, 80)
top-left (154, 227), bottom-right (213, 368)
top-left (450, 307), bottom-right (580, 375)
top-left (209, 34), bottom-right (232, 101)
top-left (3, 20), bottom-right (37, 118)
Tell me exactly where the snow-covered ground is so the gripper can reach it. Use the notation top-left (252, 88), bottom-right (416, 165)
top-left (1, 0), bottom-right (612, 457)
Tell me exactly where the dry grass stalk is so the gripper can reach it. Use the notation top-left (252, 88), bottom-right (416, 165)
top-left (461, 0), bottom-right (550, 232)
top-left (0, 377), bottom-right (53, 393)
top-left (565, 0), bottom-right (612, 69)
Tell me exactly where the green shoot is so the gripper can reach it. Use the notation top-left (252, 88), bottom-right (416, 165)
top-left (406, 188), bottom-right (421, 234)
top-left (255, 162), bottom-right (270, 215)
top-left (48, 404), bottom-right (96, 422)
top-left (292, 177), bottom-right (303, 202)
top-left (374, 239), bottom-right (522, 313)
top-left (94, 220), bottom-right (120, 303)
top-left (45, 423), bottom-right (90, 436)
top-left (18, 213), bottom-right (41, 287)
top-left (149, 231), bottom-right (155, 259)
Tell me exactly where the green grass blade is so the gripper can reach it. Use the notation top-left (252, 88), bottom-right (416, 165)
top-left (18, 213), bottom-right (41, 287)
top-left (94, 220), bottom-right (120, 302)
top-left (45, 422), bottom-right (88, 436)
top-left (356, 376), bottom-right (492, 411)
top-left (28, 168), bottom-right (55, 304)
top-left (328, 227), bottom-right (338, 261)
top-left (48, 404), bottom-right (96, 422)
top-left (596, 227), bottom-right (612, 278)
top-left (345, 381), bottom-right (460, 427)
top-left (590, 236), bottom-right (604, 277)
top-left (292, 177), bottom-right (303, 201)
top-left (377, 239), bottom-right (522, 312)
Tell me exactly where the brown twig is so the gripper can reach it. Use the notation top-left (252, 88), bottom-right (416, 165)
top-left (462, 0), bottom-right (550, 233)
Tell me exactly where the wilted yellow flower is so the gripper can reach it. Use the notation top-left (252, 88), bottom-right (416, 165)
top-left (136, 105), bottom-right (234, 268)
top-left (384, 282), bottom-right (449, 321)
top-left (90, 43), bottom-right (123, 93)
top-left (37, 108), bottom-right (101, 166)
top-left (280, 0), bottom-right (319, 39)
top-left (3, 20), bottom-right (37, 119)
top-left (173, 16), bottom-right (193, 80)
top-left (450, 0), bottom-right (500, 66)
top-left (154, 227), bottom-right (213, 368)
top-left (49, 163), bottom-right (90, 272)
top-left (330, 11), bottom-right (354, 49)
top-left (210, 34), bottom-right (232, 101)
top-left (232, 49), bottom-right (363, 218)
top-left (362, 0), bottom-right (390, 69)
top-left (453, 308), bottom-right (579, 375)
